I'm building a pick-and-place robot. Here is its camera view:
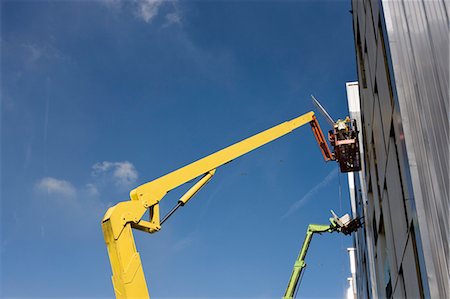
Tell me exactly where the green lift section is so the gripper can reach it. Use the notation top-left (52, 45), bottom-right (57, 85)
top-left (283, 211), bottom-right (362, 299)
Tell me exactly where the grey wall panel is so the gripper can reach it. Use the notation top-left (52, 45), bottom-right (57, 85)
top-left (362, 83), bottom-right (374, 156)
top-left (361, 220), bottom-right (378, 299)
top-left (350, 1), bottom-right (448, 297)
top-left (372, 0), bottom-right (381, 41)
top-left (369, 148), bottom-right (382, 227)
top-left (381, 0), bottom-right (449, 297)
top-left (390, 86), bottom-right (416, 230)
top-left (422, 0), bottom-right (449, 100)
top-left (393, 270), bottom-right (406, 299)
top-left (375, 37), bottom-right (393, 148)
top-left (367, 188), bottom-right (375, 225)
top-left (366, 7), bottom-right (378, 84)
top-left (358, 1), bottom-right (367, 43)
top-left (353, 0), bottom-right (360, 35)
top-left (372, 97), bottom-right (387, 188)
top-left (391, 102), bottom-right (414, 212)
top-left (380, 194), bottom-right (400, 287)
top-left (373, 183), bottom-right (381, 228)
top-left (402, 235), bottom-right (423, 299)
top-left (368, 146), bottom-right (378, 198)
top-left (375, 231), bottom-right (389, 297)
top-left (374, 249), bottom-right (382, 296)
top-left (385, 137), bottom-right (408, 264)
top-left (368, 150), bottom-right (376, 198)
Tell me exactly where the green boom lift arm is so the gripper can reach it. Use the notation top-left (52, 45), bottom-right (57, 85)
top-left (282, 211), bottom-right (362, 299)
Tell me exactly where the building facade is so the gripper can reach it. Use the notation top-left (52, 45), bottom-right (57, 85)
top-left (348, 0), bottom-right (448, 298)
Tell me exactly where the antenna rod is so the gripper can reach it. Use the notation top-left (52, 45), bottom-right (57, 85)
top-left (311, 95), bottom-right (335, 127)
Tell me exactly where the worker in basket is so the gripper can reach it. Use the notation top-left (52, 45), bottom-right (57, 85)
top-left (335, 116), bottom-right (352, 140)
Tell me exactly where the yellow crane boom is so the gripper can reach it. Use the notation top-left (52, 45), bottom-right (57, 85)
top-left (102, 111), bottom-right (331, 299)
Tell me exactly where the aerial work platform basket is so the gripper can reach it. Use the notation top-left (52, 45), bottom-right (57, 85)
top-left (329, 118), bottom-right (361, 173)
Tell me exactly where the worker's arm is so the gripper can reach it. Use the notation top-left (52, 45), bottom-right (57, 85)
top-left (101, 111), bottom-right (331, 299)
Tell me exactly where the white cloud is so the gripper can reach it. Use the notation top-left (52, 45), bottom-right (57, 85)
top-left (23, 43), bottom-right (70, 66)
top-left (24, 44), bottom-right (43, 63)
top-left (172, 232), bottom-right (197, 251)
top-left (33, 175), bottom-right (108, 239)
top-left (92, 161), bottom-right (138, 189)
top-left (164, 11), bottom-right (181, 26)
top-left (92, 161), bottom-right (113, 172)
top-left (32, 163), bottom-right (138, 239)
top-left (35, 177), bottom-right (76, 199)
top-left (113, 161), bottom-right (139, 187)
top-left (35, 161), bottom-right (137, 204)
top-left (101, 0), bottom-right (122, 9)
top-left (282, 168), bottom-right (339, 219)
top-left (135, 0), bottom-right (164, 23)
top-left (102, 0), bottom-right (181, 26)
top-left (172, 235), bottom-right (194, 251)
top-left (85, 183), bottom-right (99, 197)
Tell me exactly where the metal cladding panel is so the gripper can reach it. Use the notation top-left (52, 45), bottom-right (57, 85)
top-left (367, 146), bottom-right (382, 226)
top-left (402, 235), bottom-right (423, 299)
top-left (381, 0), bottom-right (449, 298)
top-left (373, 182), bottom-right (381, 228)
top-left (375, 37), bottom-right (393, 148)
top-left (361, 78), bottom-right (375, 152)
top-left (393, 273), bottom-right (406, 299)
top-left (365, 8), bottom-right (377, 84)
top-left (385, 137), bottom-right (408, 264)
top-left (391, 99), bottom-right (415, 225)
top-left (372, 96), bottom-right (387, 189)
top-left (371, 0), bottom-right (380, 40)
top-left (358, 1), bottom-right (367, 42)
top-left (353, 0), bottom-right (359, 34)
top-left (380, 191), bottom-right (400, 288)
top-left (363, 49), bottom-right (374, 90)
top-left (375, 233), bottom-right (388, 297)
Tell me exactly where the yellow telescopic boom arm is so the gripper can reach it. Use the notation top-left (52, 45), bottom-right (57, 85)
top-left (102, 111), bottom-right (327, 299)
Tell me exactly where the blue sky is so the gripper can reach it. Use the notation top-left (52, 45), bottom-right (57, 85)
top-left (1, 1), bottom-right (356, 298)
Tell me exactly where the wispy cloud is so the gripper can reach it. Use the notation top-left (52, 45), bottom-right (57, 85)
top-left (282, 168), bottom-right (338, 219)
top-left (24, 43), bottom-right (44, 63)
top-left (172, 234), bottom-right (196, 251)
top-left (34, 175), bottom-right (106, 239)
top-left (33, 161), bottom-right (137, 238)
top-left (164, 9), bottom-right (182, 27)
top-left (101, 0), bottom-right (122, 9)
top-left (102, 0), bottom-right (181, 26)
top-left (135, 0), bottom-right (164, 23)
top-left (35, 177), bottom-right (77, 200)
top-left (92, 161), bottom-right (138, 189)
top-left (35, 160), bottom-right (138, 205)
top-left (85, 183), bottom-right (99, 197)
top-left (23, 43), bottom-right (70, 66)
